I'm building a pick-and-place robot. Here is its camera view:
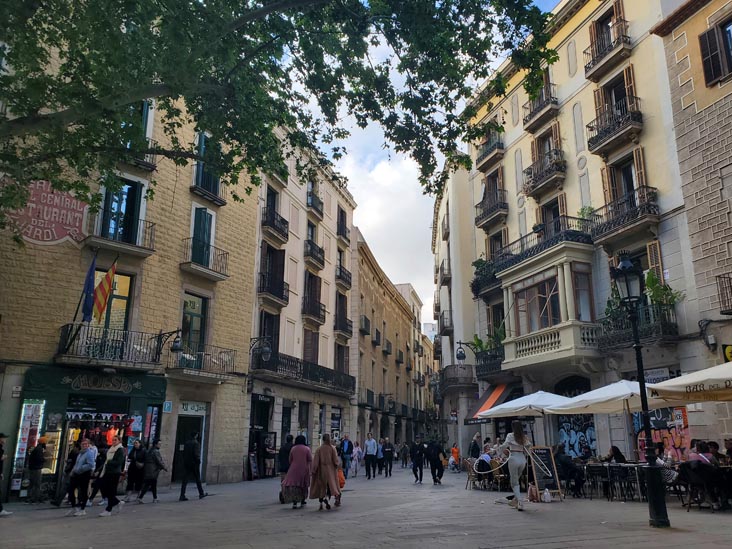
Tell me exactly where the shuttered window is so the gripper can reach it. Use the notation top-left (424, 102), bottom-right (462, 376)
top-left (646, 240), bottom-right (664, 285)
top-left (699, 27), bottom-right (727, 86)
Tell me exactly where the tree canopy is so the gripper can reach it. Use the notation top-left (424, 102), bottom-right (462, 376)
top-left (0, 0), bottom-right (554, 227)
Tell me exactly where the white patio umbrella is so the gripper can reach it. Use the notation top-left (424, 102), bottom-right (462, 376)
top-left (543, 380), bottom-right (685, 415)
top-left (477, 390), bottom-right (571, 418)
top-left (648, 361), bottom-right (732, 402)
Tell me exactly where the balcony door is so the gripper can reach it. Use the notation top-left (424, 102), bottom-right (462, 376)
top-left (304, 270), bottom-right (321, 304)
top-left (101, 180), bottom-right (142, 245)
top-left (303, 328), bottom-right (319, 364)
top-left (261, 241), bottom-right (285, 283)
top-left (335, 343), bottom-right (348, 374)
top-left (266, 186), bottom-right (278, 212)
top-left (94, 271), bottom-right (132, 331)
top-left (336, 292), bottom-right (348, 322)
top-left (259, 310), bottom-right (280, 356)
top-left (196, 133), bottom-right (221, 195)
top-left (182, 293), bottom-right (208, 354)
top-left (192, 207), bottom-right (213, 266)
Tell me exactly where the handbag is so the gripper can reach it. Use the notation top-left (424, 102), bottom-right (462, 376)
top-left (338, 468), bottom-right (346, 489)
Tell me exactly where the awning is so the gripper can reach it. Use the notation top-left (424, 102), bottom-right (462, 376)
top-left (464, 383), bottom-right (517, 425)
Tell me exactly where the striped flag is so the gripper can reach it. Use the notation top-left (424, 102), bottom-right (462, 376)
top-left (93, 260), bottom-right (117, 323)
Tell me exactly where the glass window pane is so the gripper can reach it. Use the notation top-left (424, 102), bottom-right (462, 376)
top-left (575, 273), bottom-right (593, 321)
top-left (93, 271), bottom-right (131, 330)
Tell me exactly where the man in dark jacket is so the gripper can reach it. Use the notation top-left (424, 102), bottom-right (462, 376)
top-left (278, 434), bottom-right (294, 503)
top-left (338, 434), bottom-right (354, 478)
top-left (138, 440), bottom-right (166, 503)
top-left (27, 437), bottom-right (47, 503)
top-left (180, 432), bottom-right (207, 501)
top-left (382, 437), bottom-right (395, 478)
top-left (427, 440), bottom-right (445, 485)
top-left (410, 438), bottom-right (425, 484)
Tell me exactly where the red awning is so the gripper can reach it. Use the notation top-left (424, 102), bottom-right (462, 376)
top-left (464, 383), bottom-right (518, 425)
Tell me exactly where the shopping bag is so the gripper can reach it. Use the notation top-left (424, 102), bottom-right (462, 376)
top-left (338, 468), bottom-right (346, 489)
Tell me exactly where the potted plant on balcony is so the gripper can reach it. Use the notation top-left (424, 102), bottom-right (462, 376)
top-left (644, 270), bottom-right (684, 327)
top-left (532, 222), bottom-right (545, 236)
top-left (470, 257), bottom-right (497, 298)
top-left (576, 206), bottom-right (595, 233)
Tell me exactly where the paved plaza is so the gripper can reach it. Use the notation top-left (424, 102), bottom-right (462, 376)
top-left (2, 468), bottom-right (729, 548)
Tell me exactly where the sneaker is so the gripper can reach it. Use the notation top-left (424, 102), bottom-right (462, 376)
top-left (137, 498), bottom-right (144, 504)
top-left (414, 479), bottom-right (419, 484)
top-left (65, 508), bottom-right (77, 516)
top-left (0, 510), bottom-right (12, 517)
top-left (179, 496), bottom-right (189, 502)
top-left (99, 511), bottom-right (112, 517)
top-left (199, 493), bottom-right (208, 500)
top-left (98, 499), bottom-right (107, 507)
top-left (153, 499), bottom-right (159, 504)
top-left (73, 509), bottom-right (86, 517)
top-left (508, 498), bottom-right (518, 508)
top-left (516, 501), bottom-right (523, 511)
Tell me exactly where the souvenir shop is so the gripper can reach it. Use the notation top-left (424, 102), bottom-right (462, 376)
top-left (10, 365), bottom-right (166, 501)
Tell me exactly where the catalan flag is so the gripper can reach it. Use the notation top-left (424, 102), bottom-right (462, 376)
top-left (93, 260), bottom-right (117, 323)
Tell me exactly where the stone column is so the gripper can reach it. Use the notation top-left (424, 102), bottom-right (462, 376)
top-left (504, 287), bottom-right (514, 337)
top-left (563, 262), bottom-right (576, 321)
top-left (557, 264), bottom-right (568, 322)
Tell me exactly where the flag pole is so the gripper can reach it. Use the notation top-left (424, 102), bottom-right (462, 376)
top-left (72, 248), bottom-right (99, 324)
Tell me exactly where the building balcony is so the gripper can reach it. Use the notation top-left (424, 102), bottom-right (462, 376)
top-left (191, 165), bottom-right (227, 206)
top-left (358, 388), bottom-right (376, 408)
top-left (439, 364), bottom-right (477, 395)
top-left (470, 259), bottom-right (501, 298)
top-left (502, 321), bottom-right (601, 371)
top-left (167, 342), bottom-right (236, 382)
top-left (434, 337), bottom-right (442, 358)
top-left (597, 304), bottom-right (679, 351)
top-left (180, 237), bottom-right (229, 281)
top-left (377, 395), bottom-right (387, 411)
top-left (56, 323), bottom-right (166, 372)
top-left (475, 189), bottom-right (509, 230)
top-left (372, 328), bottom-right (381, 346)
top-left (337, 221), bottom-right (351, 244)
top-left (433, 291), bottom-right (441, 315)
top-left (335, 264), bottom-right (352, 291)
top-left (304, 239), bottom-right (325, 271)
top-left (475, 348), bottom-right (505, 380)
top-left (250, 352), bottom-right (355, 396)
top-left (475, 136), bottom-right (505, 173)
top-left (590, 186), bottom-right (659, 249)
top-left (438, 260), bottom-right (452, 286)
top-left (522, 149), bottom-right (567, 198)
top-left (334, 316), bottom-right (353, 340)
top-left (359, 315), bottom-right (371, 335)
top-left (523, 83), bottom-right (559, 133)
top-left (405, 359), bottom-right (412, 372)
top-left (383, 339), bottom-right (393, 355)
top-left (396, 350), bottom-right (404, 364)
top-left (261, 207), bottom-right (289, 246)
top-left (258, 272), bottom-right (289, 308)
top-left (493, 216), bottom-right (593, 274)
top-left (126, 137), bottom-right (158, 172)
top-left (439, 310), bottom-right (453, 336)
top-left (415, 340), bottom-right (424, 357)
top-left (584, 19), bottom-right (632, 82)
top-left (441, 216), bottom-right (450, 241)
top-left (83, 209), bottom-right (156, 258)
top-left (717, 274), bottom-right (732, 315)
top-left (587, 96), bottom-right (643, 157)
top-left (302, 296), bottom-right (326, 325)
top-left (306, 191), bottom-right (324, 219)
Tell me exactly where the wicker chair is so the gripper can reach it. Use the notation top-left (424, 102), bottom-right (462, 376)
top-left (464, 458), bottom-right (482, 490)
top-left (488, 459), bottom-right (509, 492)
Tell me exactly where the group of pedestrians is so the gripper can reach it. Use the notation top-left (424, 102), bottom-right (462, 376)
top-left (409, 437), bottom-right (447, 485)
top-left (360, 433), bottom-right (397, 479)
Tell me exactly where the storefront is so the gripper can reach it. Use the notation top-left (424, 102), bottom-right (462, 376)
top-left (10, 366), bottom-right (166, 501)
top-left (248, 393), bottom-right (276, 479)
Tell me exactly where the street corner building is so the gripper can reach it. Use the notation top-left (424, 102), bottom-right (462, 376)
top-left (0, 99), bottom-right (257, 502)
top-left (433, 0), bottom-right (732, 459)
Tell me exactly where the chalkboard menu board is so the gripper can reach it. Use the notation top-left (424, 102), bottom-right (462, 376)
top-left (248, 453), bottom-right (260, 480)
top-left (529, 446), bottom-right (562, 499)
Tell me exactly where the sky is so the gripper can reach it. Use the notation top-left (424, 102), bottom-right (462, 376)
top-left (337, 0), bottom-right (559, 325)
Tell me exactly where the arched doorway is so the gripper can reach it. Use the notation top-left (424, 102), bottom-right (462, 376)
top-left (555, 376), bottom-right (596, 458)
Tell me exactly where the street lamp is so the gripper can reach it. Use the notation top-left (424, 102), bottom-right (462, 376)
top-left (249, 337), bottom-right (273, 362)
top-left (610, 251), bottom-right (670, 528)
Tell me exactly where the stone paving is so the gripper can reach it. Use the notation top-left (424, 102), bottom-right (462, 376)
top-left (1, 466), bottom-right (729, 548)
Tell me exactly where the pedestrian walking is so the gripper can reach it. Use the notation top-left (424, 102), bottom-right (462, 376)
top-left (377, 438), bottom-right (385, 475)
top-left (282, 435), bottom-right (311, 509)
top-left (137, 440), bottom-right (166, 503)
top-left (98, 435), bottom-right (125, 517)
top-left (410, 437), bottom-right (424, 484)
top-left (427, 440), bottom-right (445, 485)
top-left (338, 434), bottom-right (354, 479)
top-left (310, 433), bottom-right (341, 510)
top-left (26, 436), bottom-right (47, 503)
top-left (64, 438), bottom-right (95, 516)
top-left (278, 434), bottom-right (294, 503)
top-left (364, 433), bottom-right (378, 479)
top-left (351, 442), bottom-right (363, 477)
top-left (382, 437), bottom-right (395, 477)
top-left (496, 420), bottom-right (531, 511)
top-left (125, 439), bottom-right (146, 502)
top-left (180, 432), bottom-right (208, 501)
top-left (52, 441), bottom-right (80, 507)
top-left (469, 432), bottom-right (481, 459)
top-left (0, 433), bottom-right (11, 517)
top-left (88, 443), bottom-right (107, 507)
top-left (400, 442), bottom-right (409, 468)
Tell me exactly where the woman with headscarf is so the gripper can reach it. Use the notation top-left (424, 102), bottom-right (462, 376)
top-left (281, 435), bottom-right (312, 509)
top-left (310, 433), bottom-right (341, 510)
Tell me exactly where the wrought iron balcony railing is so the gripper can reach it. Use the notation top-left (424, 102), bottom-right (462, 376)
top-left (168, 342), bottom-right (236, 374)
top-left (475, 189), bottom-right (509, 227)
top-left (337, 221), bottom-right (351, 243)
top-left (522, 83), bottom-right (558, 126)
top-left (335, 264), bottom-right (352, 288)
top-left (597, 304), bottom-right (679, 351)
top-left (475, 347), bottom-right (505, 379)
top-left (192, 161), bottom-right (227, 205)
top-left (302, 296), bottom-right (326, 324)
top-left (372, 328), bottom-right (381, 346)
top-left (396, 350), bottom-right (404, 364)
top-left (439, 364), bottom-right (476, 394)
top-left (522, 149), bottom-right (566, 196)
top-left (130, 137), bottom-right (158, 170)
top-left (258, 272), bottom-right (290, 304)
top-left (57, 324), bottom-right (166, 366)
top-left (383, 339), bottom-right (393, 355)
top-left (182, 237), bottom-right (229, 277)
top-left (93, 208), bottom-right (156, 250)
top-left (590, 186), bottom-right (659, 241)
top-left (441, 215), bottom-right (450, 240)
top-left (334, 316), bottom-right (353, 338)
top-left (470, 259), bottom-right (500, 297)
top-left (306, 191), bottom-right (323, 216)
top-left (261, 207), bottom-right (289, 242)
top-left (439, 310), bottom-right (453, 334)
top-left (476, 135), bottom-right (504, 165)
top-left (583, 18), bottom-right (631, 74)
top-left (359, 315), bottom-right (371, 335)
top-left (493, 215), bottom-right (592, 272)
top-left (717, 274), bottom-right (732, 315)
top-left (251, 351), bottom-right (355, 394)
top-left (586, 96), bottom-right (643, 152)
top-left (304, 239), bottom-right (325, 268)
top-left (439, 260), bottom-right (451, 285)
top-left (358, 388), bottom-right (376, 407)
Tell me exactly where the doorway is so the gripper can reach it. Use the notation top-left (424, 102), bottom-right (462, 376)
top-left (172, 415), bottom-right (204, 482)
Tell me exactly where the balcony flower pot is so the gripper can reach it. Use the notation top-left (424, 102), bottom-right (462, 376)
top-left (532, 223), bottom-right (545, 235)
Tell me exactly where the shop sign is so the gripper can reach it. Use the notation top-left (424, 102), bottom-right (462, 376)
top-left (7, 180), bottom-right (88, 245)
top-left (61, 373), bottom-right (142, 394)
top-left (179, 401), bottom-right (207, 416)
top-left (644, 367), bottom-right (670, 384)
top-left (723, 344), bottom-right (732, 362)
top-left (252, 393), bottom-right (274, 404)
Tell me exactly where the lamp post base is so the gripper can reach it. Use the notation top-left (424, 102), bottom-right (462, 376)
top-left (645, 463), bottom-right (671, 528)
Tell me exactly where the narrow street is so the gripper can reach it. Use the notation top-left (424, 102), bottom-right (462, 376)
top-left (2, 468), bottom-right (728, 548)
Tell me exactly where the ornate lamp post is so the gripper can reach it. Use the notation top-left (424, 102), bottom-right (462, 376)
top-left (249, 337), bottom-right (273, 362)
top-left (610, 251), bottom-right (670, 528)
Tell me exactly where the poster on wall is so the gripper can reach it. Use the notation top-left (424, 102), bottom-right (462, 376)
top-left (11, 400), bottom-right (46, 490)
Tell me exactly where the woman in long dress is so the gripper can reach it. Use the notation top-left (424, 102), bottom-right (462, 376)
top-left (497, 420), bottom-right (531, 511)
top-left (281, 435), bottom-right (312, 509)
top-left (309, 433), bottom-right (341, 510)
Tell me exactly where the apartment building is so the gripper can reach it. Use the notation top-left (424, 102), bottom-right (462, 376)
top-left (353, 230), bottom-right (425, 444)
top-left (652, 0), bottom-right (732, 441)
top-left (445, 0), bottom-right (711, 458)
top-left (248, 152), bottom-right (357, 466)
top-left (0, 100), bottom-right (257, 499)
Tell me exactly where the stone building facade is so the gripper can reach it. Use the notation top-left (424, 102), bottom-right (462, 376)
top-left (652, 0), bottom-right (732, 440)
top-left (0, 99), bottom-right (257, 500)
